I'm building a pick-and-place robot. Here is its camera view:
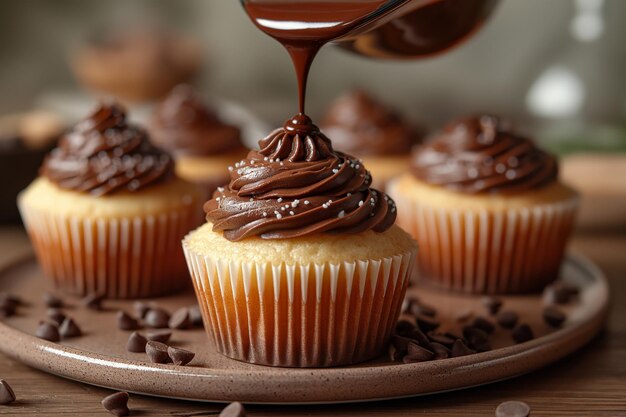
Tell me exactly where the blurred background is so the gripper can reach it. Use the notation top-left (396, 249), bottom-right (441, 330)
top-left (1, 0), bottom-right (625, 227)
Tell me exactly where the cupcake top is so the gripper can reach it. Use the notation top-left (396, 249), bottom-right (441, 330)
top-left (41, 103), bottom-right (175, 196)
top-left (150, 85), bottom-right (243, 157)
top-left (411, 114), bottom-right (558, 194)
top-left (205, 114), bottom-right (397, 241)
top-left (321, 90), bottom-right (422, 157)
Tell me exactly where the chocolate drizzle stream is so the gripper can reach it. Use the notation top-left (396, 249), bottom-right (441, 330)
top-left (411, 115), bottom-right (558, 194)
top-left (41, 103), bottom-right (174, 196)
top-left (151, 85), bottom-right (243, 157)
top-left (205, 115), bottom-right (397, 241)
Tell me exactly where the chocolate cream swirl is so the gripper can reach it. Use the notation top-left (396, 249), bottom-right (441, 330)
top-left (411, 115), bottom-right (558, 194)
top-left (41, 103), bottom-right (174, 196)
top-left (151, 84), bottom-right (243, 156)
top-left (205, 114), bottom-right (397, 241)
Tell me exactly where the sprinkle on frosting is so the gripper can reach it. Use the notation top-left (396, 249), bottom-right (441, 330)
top-left (411, 115), bottom-right (559, 194)
top-left (204, 114), bottom-right (396, 241)
top-left (41, 102), bottom-right (174, 196)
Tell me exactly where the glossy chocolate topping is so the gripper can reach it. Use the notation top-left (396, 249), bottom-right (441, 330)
top-left (411, 115), bottom-right (558, 194)
top-left (322, 90), bottom-right (421, 156)
top-left (205, 114), bottom-right (397, 241)
top-left (41, 103), bottom-right (174, 196)
top-left (151, 85), bottom-right (243, 157)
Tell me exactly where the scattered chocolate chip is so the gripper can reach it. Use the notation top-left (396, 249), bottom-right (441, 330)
top-left (427, 332), bottom-right (456, 347)
top-left (101, 391), bottom-right (130, 416)
top-left (0, 379), bottom-right (16, 405)
top-left (43, 292), bottom-right (63, 308)
top-left (133, 301), bottom-right (150, 319)
top-left (403, 341), bottom-right (434, 363)
top-left (430, 342), bottom-right (451, 360)
top-left (169, 307), bottom-right (191, 330)
top-left (0, 293), bottom-right (18, 317)
top-left (146, 341), bottom-right (170, 364)
top-left (456, 309), bottom-right (474, 323)
top-left (168, 346), bottom-right (195, 366)
top-left (145, 330), bottom-right (172, 343)
top-left (219, 401), bottom-right (246, 417)
top-left (497, 310), bottom-right (519, 329)
top-left (463, 326), bottom-right (491, 352)
top-left (59, 317), bottom-right (82, 338)
top-left (35, 321), bottom-right (60, 342)
top-left (145, 308), bottom-right (170, 328)
top-left (482, 296), bottom-right (503, 315)
top-left (451, 339), bottom-right (475, 357)
top-left (126, 332), bottom-right (148, 353)
top-left (117, 311), bottom-right (140, 331)
top-left (388, 343), bottom-right (405, 361)
top-left (407, 328), bottom-right (431, 347)
top-left (395, 319), bottom-right (416, 336)
top-left (416, 315), bottom-right (440, 333)
top-left (189, 305), bottom-right (203, 327)
top-left (543, 282), bottom-right (579, 305)
top-left (512, 324), bottom-right (534, 344)
top-left (495, 400), bottom-right (531, 417)
top-left (0, 292), bottom-right (20, 307)
top-left (0, 303), bottom-right (15, 318)
top-left (47, 308), bottom-right (66, 325)
top-left (472, 316), bottom-right (495, 334)
top-left (543, 306), bottom-right (566, 328)
top-left (82, 292), bottom-right (105, 310)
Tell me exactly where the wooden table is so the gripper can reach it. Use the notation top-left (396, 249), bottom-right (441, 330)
top-left (0, 226), bottom-right (624, 416)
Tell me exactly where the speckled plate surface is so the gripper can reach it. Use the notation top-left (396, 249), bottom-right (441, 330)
top-left (0, 253), bottom-right (609, 404)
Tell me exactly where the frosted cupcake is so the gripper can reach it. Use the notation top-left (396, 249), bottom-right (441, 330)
top-left (183, 114), bottom-right (417, 367)
top-left (388, 115), bottom-right (578, 294)
top-left (19, 103), bottom-right (203, 298)
top-left (150, 85), bottom-right (247, 194)
top-left (321, 90), bottom-right (422, 189)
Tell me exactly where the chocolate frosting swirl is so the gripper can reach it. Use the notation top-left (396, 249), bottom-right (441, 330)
top-left (41, 103), bottom-right (175, 196)
top-left (151, 85), bottom-right (243, 156)
top-left (322, 90), bottom-right (422, 156)
top-left (205, 114), bottom-right (397, 241)
top-left (411, 115), bottom-right (558, 194)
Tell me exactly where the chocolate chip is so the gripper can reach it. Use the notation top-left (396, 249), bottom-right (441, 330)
top-left (168, 346), bottom-right (195, 366)
top-left (146, 341), bottom-right (171, 364)
top-left (82, 292), bottom-right (105, 310)
top-left (219, 401), bottom-right (246, 417)
top-left (403, 341), bottom-right (434, 363)
top-left (0, 293), bottom-right (18, 317)
top-left (416, 315), bottom-right (440, 333)
top-left (189, 305), bottom-right (203, 327)
top-left (133, 301), bottom-right (150, 319)
top-left (0, 292), bottom-right (20, 307)
top-left (145, 330), bottom-right (172, 343)
top-left (497, 310), bottom-right (519, 329)
top-left (126, 332), bottom-right (148, 353)
top-left (482, 296), bottom-right (503, 315)
top-left (169, 307), bottom-right (191, 330)
top-left (145, 308), bottom-right (170, 328)
top-left (451, 339), bottom-right (475, 357)
top-left (430, 342), bottom-right (451, 360)
top-left (463, 326), bottom-right (491, 352)
top-left (395, 319), bottom-right (416, 336)
top-left (388, 343), bottom-right (404, 361)
top-left (36, 321), bottom-right (60, 342)
top-left (117, 311), bottom-right (139, 331)
top-left (543, 282), bottom-right (579, 305)
top-left (512, 324), bottom-right (534, 344)
top-left (43, 292), bottom-right (63, 308)
top-left (495, 400), bottom-right (531, 417)
top-left (543, 306), bottom-right (566, 328)
top-left (407, 328), bottom-right (431, 347)
top-left (47, 308), bottom-right (66, 325)
top-left (427, 332), bottom-right (456, 347)
top-left (59, 317), bottom-right (82, 338)
top-left (0, 379), bottom-right (16, 405)
top-left (101, 391), bottom-right (130, 416)
top-left (472, 316), bottom-right (495, 334)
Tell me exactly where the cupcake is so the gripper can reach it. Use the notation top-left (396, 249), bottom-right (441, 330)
top-left (321, 90), bottom-right (423, 189)
top-left (388, 115), bottom-right (579, 294)
top-left (70, 28), bottom-right (201, 103)
top-left (19, 103), bottom-right (203, 298)
top-left (183, 114), bottom-right (417, 367)
top-left (150, 85), bottom-right (248, 194)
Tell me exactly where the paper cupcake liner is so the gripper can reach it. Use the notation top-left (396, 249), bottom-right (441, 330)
top-left (390, 187), bottom-right (579, 294)
top-left (183, 242), bottom-right (416, 367)
top-left (19, 200), bottom-right (202, 299)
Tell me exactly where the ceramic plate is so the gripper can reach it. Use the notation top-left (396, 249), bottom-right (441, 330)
top-left (0, 253), bottom-right (608, 404)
